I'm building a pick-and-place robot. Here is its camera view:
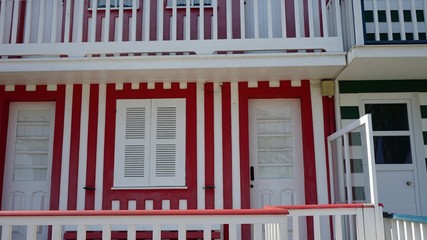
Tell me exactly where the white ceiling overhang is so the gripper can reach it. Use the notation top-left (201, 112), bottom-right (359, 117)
top-left (0, 52), bottom-right (346, 85)
top-left (336, 44), bottom-right (427, 81)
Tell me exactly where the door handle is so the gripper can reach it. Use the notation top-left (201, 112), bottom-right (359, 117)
top-left (250, 166), bottom-right (254, 181)
top-left (406, 181), bottom-right (413, 186)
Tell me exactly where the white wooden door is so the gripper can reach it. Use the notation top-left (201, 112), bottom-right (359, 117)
top-left (1, 102), bottom-right (55, 240)
top-left (362, 100), bottom-right (421, 215)
top-left (249, 99), bottom-right (306, 238)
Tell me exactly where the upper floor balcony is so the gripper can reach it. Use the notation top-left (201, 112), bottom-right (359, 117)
top-left (338, 0), bottom-right (427, 81)
top-left (0, 0), bottom-right (346, 84)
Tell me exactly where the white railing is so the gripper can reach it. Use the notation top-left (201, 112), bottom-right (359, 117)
top-left (383, 212), bottom-right (427, 240)
top-left (0, 0), bottom-right (343, 58)
top-left (347, 0), bottom-right (427, 46)
top-left (0, 204), bottom-right (383, 240)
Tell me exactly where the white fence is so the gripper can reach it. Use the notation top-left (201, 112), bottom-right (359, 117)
top-left (383, 212), bottom-right (427, 240)
top-left (0, 204), bottom-right (383, 240)
top-left (0, 0), bottom-right (343, 57)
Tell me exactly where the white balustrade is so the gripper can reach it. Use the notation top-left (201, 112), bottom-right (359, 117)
top-left (0, 0), bottom-right (343, 57)
top-left (0, 204), bottom-right (383, 240)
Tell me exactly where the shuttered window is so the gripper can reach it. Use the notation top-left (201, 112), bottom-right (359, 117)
top-left (114, 99), bottom-right (186, 188)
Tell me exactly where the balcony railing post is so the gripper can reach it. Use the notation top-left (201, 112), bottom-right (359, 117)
top-left (352, 0), bottom-right (365, 45)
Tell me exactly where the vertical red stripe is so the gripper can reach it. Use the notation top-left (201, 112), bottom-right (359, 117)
top-left (322, 95), bottom-right (335, 203)
top-left (50, 85), bottom-right (66, 210)
top-left (0, 86), bottom-right (7, 205)
top-left (68, 84), bottom-right (82, 210)
top-left (85, 84), bottom-right (99, 210)
top-left (204, 83), bottom-right (215, 209)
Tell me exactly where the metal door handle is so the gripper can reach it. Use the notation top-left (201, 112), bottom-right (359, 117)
top-left (406, 181), bottom-right (413, 186)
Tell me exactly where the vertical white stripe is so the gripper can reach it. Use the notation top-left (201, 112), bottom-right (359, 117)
top-left (214, 83), bottom-right (223, 209)
top-left (59, 84), bottom-right (73, 210)
top-left (230, 82), bottom-right (241, 209)
top-left (310, 82), bottom-right (331, 239)
top-left (76, 84), bottom-right (90, 210)
top-left (197, 82), bottom-right (205, 209)
top-left (95, 84), bottom-right (106, 210)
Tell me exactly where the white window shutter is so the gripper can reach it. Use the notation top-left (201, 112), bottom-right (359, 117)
top-left (114, 100), bottom-right (150, 187)
top-left (150, 99), bottom-right (186, 186)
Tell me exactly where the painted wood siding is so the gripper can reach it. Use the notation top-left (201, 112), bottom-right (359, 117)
top-left (0, 80), bottom-right (322, 212)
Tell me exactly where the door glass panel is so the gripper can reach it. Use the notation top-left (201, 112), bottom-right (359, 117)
top-left (257, 136), bottom-right (292, 149)
top-left (256, 106), bottom-right (294, 179)
top-left (258, 150), bottom-right (293, 164)
top-left (13, 168), bottom-right (48, 181)
top-left (374, 136), bottom-right (412, 164)
top-left (259, 166), bottom-right (293, 179)
top-left (365, 104), bottom-right (409, 131)
top-left (13, 110), bottom-right (52, 182)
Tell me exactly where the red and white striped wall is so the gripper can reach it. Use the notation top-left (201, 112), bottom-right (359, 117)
top-left (0, 80), bottom-right (332, 211)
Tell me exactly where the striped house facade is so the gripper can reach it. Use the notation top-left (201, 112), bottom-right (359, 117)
top-left (0, 80), bottom-right (333, 213)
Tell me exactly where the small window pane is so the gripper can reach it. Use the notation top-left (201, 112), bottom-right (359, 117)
top-left (258, 150), bottom-right (293, 164)
top-left (97, 0), bottom-right (133, 8)
top-left (374, 136), bottom-right (412, 164)
top-left (259, 166), bottom-right (293, 179)
top-left (13, 168), bottom-right (48, 181)
top-left (365, 104), bottom-right (409, 131)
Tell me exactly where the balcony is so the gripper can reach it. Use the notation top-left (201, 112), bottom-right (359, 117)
top-left (0, 0), bottom-right (346, 84)
top-left (0, 204), bottom-right (383, 240)
top-left (338, 0), bottom-right (427, 81)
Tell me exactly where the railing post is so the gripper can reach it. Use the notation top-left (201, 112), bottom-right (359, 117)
top-left (352, 0), bottom-right (365, 45)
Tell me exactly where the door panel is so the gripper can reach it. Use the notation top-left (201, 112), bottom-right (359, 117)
top-left (2, 102), bottom-right (55, 240)
top-left (362, 100), bottom-right (421, 215)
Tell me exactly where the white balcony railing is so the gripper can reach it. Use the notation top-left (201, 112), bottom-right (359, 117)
top-left (0, 0), bottom-right (343, 58)
top-left (383, 212), bottom-right (427, 240)
top-left (0, 204), bottom-right (382, 240)
top-left (343, 0), bottom-right (427, 48)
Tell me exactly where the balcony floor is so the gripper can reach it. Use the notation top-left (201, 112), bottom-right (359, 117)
top-left (336, 45), bottom-right (427, 81)
top-left (0, 52), bottom-right (346, 85)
